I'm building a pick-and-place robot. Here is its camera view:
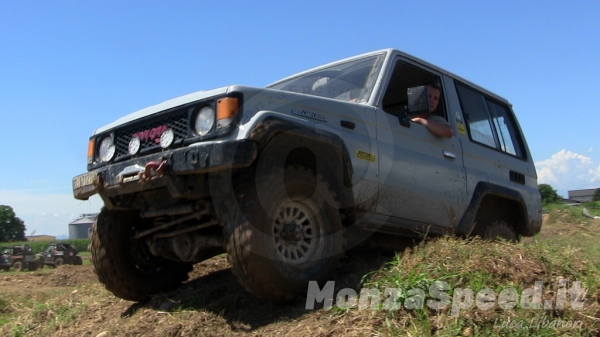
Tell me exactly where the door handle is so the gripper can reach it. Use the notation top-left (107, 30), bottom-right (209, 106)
top-left (443, 150), bottom-right (456, 159)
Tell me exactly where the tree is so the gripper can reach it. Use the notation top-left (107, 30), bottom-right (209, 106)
top-left (0, 205), bottom-right (26, 242)
top-left (538, 184), bottom-right (561, 205)
top-left (593, 189), bottom-right (600, 202)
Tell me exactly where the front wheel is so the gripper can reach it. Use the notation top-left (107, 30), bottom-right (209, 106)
top-left (224, 167), bottom-right (344, 302)
top-left (474, 220), bottom-right (518, 242)
top-left (90, 207), bottom-right (192, 301)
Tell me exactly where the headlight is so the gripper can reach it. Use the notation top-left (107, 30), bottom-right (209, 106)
top-left (160, 129), bottom-right (174, 148)
top-left (195, 106), bottom-right (215, 136)
top-left (128, 136), bottom-right (141, 155)
top-left (98, 136), bottom-right (115, 162)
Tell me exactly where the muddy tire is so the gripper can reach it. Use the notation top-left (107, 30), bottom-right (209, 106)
top-left (224, 167), bottom-right (344, 303)
top-left (27, 262), bottom-right (38, 271)
top-left (12, 261), bottom-right (23, 272)
top-left (74, 256), bottom-right (83, 265)
top-left (474, 220), bottom-right (518, 242)
top-left (54, 258), bottom-right (64, 267)
top-left (91, 207), bottom-right (192, 301)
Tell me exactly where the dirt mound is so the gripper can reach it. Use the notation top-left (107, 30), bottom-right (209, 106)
top-left (0, 264), bottom-right (97, 288)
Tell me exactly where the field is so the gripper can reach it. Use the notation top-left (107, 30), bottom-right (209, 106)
top-left (0, 206), bottom-right (599, 336)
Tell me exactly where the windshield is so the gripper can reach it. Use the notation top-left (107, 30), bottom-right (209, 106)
top-left (267, 53), bottom-right (385, 103)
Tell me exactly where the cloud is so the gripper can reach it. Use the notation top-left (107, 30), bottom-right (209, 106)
top-left (535, 149), bottom-right (600, 196)
top-left (0, 191), bottom-right (102, 237)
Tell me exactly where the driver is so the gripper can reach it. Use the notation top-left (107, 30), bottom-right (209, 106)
top-left (410, 83), bottom-right (454, 138)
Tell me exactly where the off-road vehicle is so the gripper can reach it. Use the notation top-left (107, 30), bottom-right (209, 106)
top-left (73, 49), bottom-right (542, 302)
top-left (0, 245), bottom-right (39, 272)
top-left (37, 242), bottom-right (83, 267)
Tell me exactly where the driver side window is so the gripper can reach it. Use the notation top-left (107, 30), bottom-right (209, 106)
top-left (381, 60), bottom-right (447, 121)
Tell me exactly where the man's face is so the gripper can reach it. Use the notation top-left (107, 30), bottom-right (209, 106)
top-left (427, 85), bottom-right (440, 112)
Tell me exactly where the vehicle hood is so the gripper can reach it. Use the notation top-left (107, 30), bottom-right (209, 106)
top-left (94, 86), bottom-right (230, 135)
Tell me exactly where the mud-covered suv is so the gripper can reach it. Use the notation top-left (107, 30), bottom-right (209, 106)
top-left (0, 245), bottom-right (39, 272)
top-left (38, 243), bottom-right (83, 267)
top-left (73, 49), bottom-right (541, 303)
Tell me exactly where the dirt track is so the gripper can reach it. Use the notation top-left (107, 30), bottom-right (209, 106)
top-left (0, 243), bottom-right (402, 337)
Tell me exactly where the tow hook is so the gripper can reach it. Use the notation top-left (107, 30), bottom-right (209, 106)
top-left (142, 159), bottom-right (168, 182)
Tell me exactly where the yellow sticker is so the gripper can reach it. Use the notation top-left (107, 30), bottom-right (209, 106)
top-left (457, 123), bottom-right (466, 135)
top-left (357, 150), bottom-right (376, 162)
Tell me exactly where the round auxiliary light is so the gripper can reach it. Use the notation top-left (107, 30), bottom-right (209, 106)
top-left (195, 106), bottom-right (215, 136)
top-left (160, 128), bottom-right (174, 148)
top-left (98, 136), bottom-right (115, 162)
top-left (128, 136), bottom-right (141, 155)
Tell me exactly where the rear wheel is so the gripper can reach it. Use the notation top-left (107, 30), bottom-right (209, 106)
top-left (27, 262), bottom-right (38, 271)
top-left (12, 261), bottom-right (23, 272)
top-left (90, 207), bottom-right (192, 301)
top-left (54, 258), bottom-right (64, 267)
top-left (224, 167), bottom-right (344, 302)
top-left (74, 256), bottom-right (83, 265)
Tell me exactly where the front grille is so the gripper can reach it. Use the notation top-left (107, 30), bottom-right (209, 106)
top-left (114, 111), bottom-right (189, 160)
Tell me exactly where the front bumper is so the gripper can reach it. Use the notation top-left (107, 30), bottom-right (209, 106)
top-left (72, 139), bottom-right (257, 200)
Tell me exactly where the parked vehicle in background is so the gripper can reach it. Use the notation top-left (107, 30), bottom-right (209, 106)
top-left (38, 242), bottom-right (83, 268)
top-left (0, 245), bottom-right (39, 271)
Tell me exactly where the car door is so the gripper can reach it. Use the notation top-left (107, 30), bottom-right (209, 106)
top-left (374, 58), bottom-right (467, 231)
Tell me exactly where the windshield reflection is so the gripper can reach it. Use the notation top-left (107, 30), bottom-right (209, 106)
top-left (267, 53), bottom-right (385, 104)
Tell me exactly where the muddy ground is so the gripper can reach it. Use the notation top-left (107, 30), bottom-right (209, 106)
top-left (0, 234), bottom-right (411, 337)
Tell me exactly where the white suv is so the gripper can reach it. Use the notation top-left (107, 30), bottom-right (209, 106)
top-left (73, 49), bottom-right (542, 303)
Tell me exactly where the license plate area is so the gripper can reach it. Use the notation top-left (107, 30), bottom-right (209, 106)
top-left (73, 172), bottom-right (97, 189)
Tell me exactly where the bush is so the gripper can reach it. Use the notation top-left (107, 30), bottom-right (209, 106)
top-left (538, 183), bottom-right (561, 205)
top-left (593, 189), bottom-right (600, 202)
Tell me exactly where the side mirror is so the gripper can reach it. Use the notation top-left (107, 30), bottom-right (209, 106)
top-left (406, 86), bottom-right (431, 116)
top-left (399, 85), bottom-right (431, 127)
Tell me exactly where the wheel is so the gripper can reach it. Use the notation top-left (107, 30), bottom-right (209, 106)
top-left (90, 207), bottom-right (192, 301)
top-left (74, 256), bottom-right (83, 265)
top-left (27, 262), bottom-right (38, 271)
top-left (474, 220), bottom-right (518, 242)
top-left (224, 167), bottom-right (344, 302)
top-left (54, 257), bottom-right (64, 267)
top-left (12, 261), bottom-right (23, 272)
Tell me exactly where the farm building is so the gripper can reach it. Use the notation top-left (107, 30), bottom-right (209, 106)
top-left (567, 188), bottom-right (599, 203)
top-left (69, 213), bottom-right (98, 239)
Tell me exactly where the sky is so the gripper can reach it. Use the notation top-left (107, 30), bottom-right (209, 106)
top-left (0, 1), bottom-right (599, 237)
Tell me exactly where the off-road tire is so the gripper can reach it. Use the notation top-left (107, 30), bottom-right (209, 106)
top-left (54, 258), bottom-right (64, 267)
top-left (90, 207), bottom-right (192, 302)
top-left (474, 220), bottom-right (518, 242)
top-left (12, 261), bottom-right (23, 272)
top-left (224, 166), bottom-right (344, 303)
top-left (74, 256), bottom-right (83, 265)
top-left (27, 262), bottom-right (38, 271)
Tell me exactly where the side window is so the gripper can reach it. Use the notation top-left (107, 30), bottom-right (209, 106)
top-left (381, 61), bottom-right (447, 120)
top-left (456, 82), bottom-right (525, 158)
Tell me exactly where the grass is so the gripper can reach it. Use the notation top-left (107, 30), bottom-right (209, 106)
top-left (352, 236), bottom-right (599, 336)
top-left (326, 204), bottom-right (600, 336)
top-left (0, 206), bottom-right (598, 336)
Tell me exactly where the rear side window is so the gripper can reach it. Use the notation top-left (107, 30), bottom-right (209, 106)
top-left (455, 82), bottom-right (526, 158)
